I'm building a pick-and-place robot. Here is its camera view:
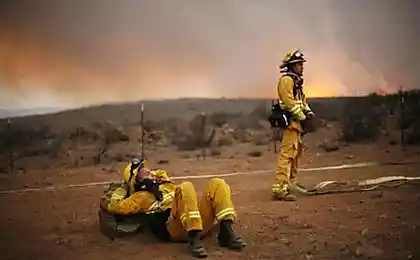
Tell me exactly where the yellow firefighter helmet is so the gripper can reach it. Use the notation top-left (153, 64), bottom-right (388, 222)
top-left (123, 157), bottom-right (148, 184)
top-left (279, 48), bottom-right (306, 69)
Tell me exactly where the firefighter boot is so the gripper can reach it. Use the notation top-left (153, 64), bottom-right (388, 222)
top-left (218, 220), bottom-right (247, 250)
top-left (274, 192), bottom-right (297, 201)
top-left (272, 183), bottom-right (297, 201)
top-left (188, 230), bottom-right (208, 258)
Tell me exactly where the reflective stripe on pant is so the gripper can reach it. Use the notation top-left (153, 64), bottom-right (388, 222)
top-left (166, 178), bottom-right (236, 241)
top-left (273, 128), bottom-right (303, 194)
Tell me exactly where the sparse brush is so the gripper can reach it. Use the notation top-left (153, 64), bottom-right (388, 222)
top-left (0, 123), bottom-right (51, 153)
top-left (251, 131), bottom-right (270, 145)
top-left (210, 148), bottom-right (221, 156)
top-left (247, 150), bottom-right (262, 157)
top-left (93, 138), bottom-right (110, 165)
top-left (49, 135), bottom-right (66, 159)
top-left (171, 114), bottom-right (215, 151)
top-left (157, 159), bottom-right (169, 164)
top-left (399, 90), bottom-right (420, 145)
top-left (208, 112), bottom-right (241, 127)
top-left (340, 96), bottom-right (385, 143)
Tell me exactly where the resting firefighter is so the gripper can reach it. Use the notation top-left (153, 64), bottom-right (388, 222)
top-left (102, 158), bottom-right (246, 258)
top-left (270, 49), bottom-right (315, 201)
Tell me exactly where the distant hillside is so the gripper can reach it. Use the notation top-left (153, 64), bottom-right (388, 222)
top-left (0, 97), bottom-right (350, 133)
top-left (1, 94), bottom-right (419, 171)
top-left (0, 107), bottom-right (68, 119)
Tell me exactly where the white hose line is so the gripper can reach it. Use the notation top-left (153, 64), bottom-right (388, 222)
top-left (0, 161), bottom-right (415, 195)
top-left (314, 176), bottom-right (420, 190)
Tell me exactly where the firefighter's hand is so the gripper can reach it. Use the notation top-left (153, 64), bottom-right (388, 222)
top-left (138, 168), bottom-right (154, 180)
top-left (306, 113), bottom-right (314, 120)
top-left (301, 117), bottom-right (315, 133)
top-left (305, 110), bottom-right (315, 120)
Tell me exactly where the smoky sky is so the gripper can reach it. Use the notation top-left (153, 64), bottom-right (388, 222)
top-left (0, 0), bottom-right (419, 109)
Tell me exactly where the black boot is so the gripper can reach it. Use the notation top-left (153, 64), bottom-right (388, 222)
top-left (218, 220), bottom-right (246, 250)
top-left (188, 230), bottom-right (208, 258)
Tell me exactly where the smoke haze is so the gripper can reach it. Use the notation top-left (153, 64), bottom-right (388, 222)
top-left (0, 0), bottom-right (419, 109)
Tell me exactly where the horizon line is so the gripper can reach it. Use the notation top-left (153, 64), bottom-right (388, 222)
top-left (0, 91), bottom-right (411, 111)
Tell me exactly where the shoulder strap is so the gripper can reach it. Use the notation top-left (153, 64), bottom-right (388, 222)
top-left (128, 164), bottom-right (137, 184)
top-left (282, 73), bottom-right (299, 99)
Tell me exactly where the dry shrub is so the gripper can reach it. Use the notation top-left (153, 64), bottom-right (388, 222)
top-left (0, 124), bottom-right (65, 169)
top-left (317, 139), bottom-right (341, 152)
top-left (238, 102), bottom-right (269, 130)
top-left (216, 135), bottom-right (235, 146)
top-left (210, 148), bottom-right (221, 156)
top-left (406, 121), bottom-right (420, 145)
top-left (171, 114), bottom-right (216, 151)
top-left (103, 127), bottom-right (129, 143)
top-left (0, 123), bottom-right (52, 154)
top-left (208, 112), bottom-right (241, 127)
top-left (147, 131), bottom-right (164, 142)
top-left (144, 131), bottom-right (167, 146)
top-left (157, 159), bottom-right (169, 165)
top-left (93, 138), bottom-right (110, 165)
top-left (69, 126), bottom-right (101, 141)
top-left (48, 134), bottom-right (67, 159)
top-left (309, 99), bottom-right (344, 122)
top-left (248, 150), bottom-right (262, 157)
top-left (251, 131), bottom-right (271, 145)
top-left (401, 90), bottom-right (420, 144)
top-left (232, 128), bottom-right (253, 143)
top-left (340, 95), bottom-right (385, 143)
top-left (213, 124), bottom-right (235, 147)
top-left (339, 90), bottom-right (420, 145)
top-left (91, 121), bottom-right (103, 129)
top-left (162, 118), bottom-right (187, 135)
top-left (249, 101), bottom-right (269, 121)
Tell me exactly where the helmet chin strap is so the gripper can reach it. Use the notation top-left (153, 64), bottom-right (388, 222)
top-left (283, 71), bottom-right (304, 87)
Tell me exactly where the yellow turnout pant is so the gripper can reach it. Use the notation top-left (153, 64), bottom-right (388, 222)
top-left (166, 178), bottom-right (236, 241)
top-left (272, 128), bottom-right (303, 195)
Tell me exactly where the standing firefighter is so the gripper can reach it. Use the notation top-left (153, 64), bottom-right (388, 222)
top-left (271, 49), bottom-right (315, 201)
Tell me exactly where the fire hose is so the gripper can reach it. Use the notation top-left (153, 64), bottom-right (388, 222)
top-left (291, 175), bottom-right (420, 196)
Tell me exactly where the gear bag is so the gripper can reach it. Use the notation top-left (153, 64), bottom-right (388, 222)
top-left (268, 101), bottom-right (293, 128)
top-left (98, 183), bottom-right (146, 240)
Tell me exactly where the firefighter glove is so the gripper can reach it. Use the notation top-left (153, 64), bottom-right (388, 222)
top-left (301, 117), bottom-right (315, 133)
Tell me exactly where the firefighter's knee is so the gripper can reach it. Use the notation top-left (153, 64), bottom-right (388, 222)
top-left (276, 143), bottom-right (295, 183)
top-left (279, 144), bottom-right (294, 158)
top-left (177, 181), bottom-right (195, 193)
top-left (204, 178), bottom-right (231, 195)
top-left (176, 181), bottom-right (198, 205)
top-left (208, 178), bottom-right (227, 187)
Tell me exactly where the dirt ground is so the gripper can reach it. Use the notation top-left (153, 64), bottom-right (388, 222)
top-left (1, 144), bottom-right (420, 260)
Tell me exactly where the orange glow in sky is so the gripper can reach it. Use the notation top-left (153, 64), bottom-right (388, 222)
top-left (304, 84), bottom-right (342, 98)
